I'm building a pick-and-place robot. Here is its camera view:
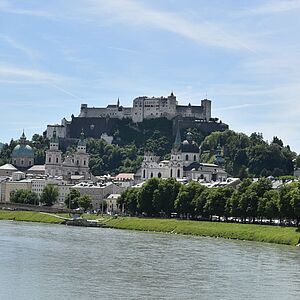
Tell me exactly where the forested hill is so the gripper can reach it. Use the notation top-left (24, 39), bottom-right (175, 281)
top-left (0, 127), bottom-right (299, 178)
top-left (200, 130), bottom-right (297, 178)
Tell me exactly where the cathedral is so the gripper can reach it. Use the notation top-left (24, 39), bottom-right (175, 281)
top-left (139, 130), bottom-right (227, 182)
top-left (45, 130), bottom-right (90, 179)
top-left (11, 131), bottom-right (35, 170)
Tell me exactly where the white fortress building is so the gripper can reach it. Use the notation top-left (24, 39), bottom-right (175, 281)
top-left (78, 92), bottom-right (211, 123)
top-left (45, 130), bottom-right (90, 179)
top-left (46, 93), bottom-right (216, 140)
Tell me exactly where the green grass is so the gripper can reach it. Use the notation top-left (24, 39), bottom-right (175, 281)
top-left (105, 217), bottom-right (300, 246)
top-left (1, 211), bottom-right (299, 246)
top-left (0, 210), bottom-right (64, 223)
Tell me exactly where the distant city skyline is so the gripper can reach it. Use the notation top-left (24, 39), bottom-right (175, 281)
top-left (1, 0), bottom-right (300, 151)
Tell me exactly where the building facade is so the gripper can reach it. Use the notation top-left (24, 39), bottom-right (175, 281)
top-left (45, 130), bottom-right (90, 179)
top-left (139, 130), bottom-right (227, 182)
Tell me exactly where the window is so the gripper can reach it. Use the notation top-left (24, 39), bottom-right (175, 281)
top-left (143, 169), bottom-right (146, 178)
top-left (158, 172), bottom-right (162, 178)
top-left (185, 154), bottom-right (189, 161)
top-left (84, 160), bottom-right (86, 166)
top-left (21, 160), bottom-right (24, 165)
top-left (170, 169), bottom-right (173, 177)
top-left (49, 157), bottom-right (51, 163)
top-left (150, 172), bottom-right (153, 178)
top-left (177, 169), bottom-right (180, 178)
top-left (14, 160), bottom-right (16, 164)
top-left (194, 155), bottom-right (196, 161)
top-left (56, 157), bottom-right (59, 163)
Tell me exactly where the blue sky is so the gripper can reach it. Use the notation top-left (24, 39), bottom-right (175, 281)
top-left (1, 0), bottom-right (300, 151)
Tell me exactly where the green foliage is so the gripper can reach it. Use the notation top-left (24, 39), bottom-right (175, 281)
top-left (120, 177), bottom-right (300, 225)
top-left (65, 189), bottom-right (81, 209)
top-left (200, 130), bottom-right (296, 177)
top-left (78, 194), bottom-right (92, 210)
top-left (40, 184), bottom-right (59, 206)
top-left (10, 189), bottom-right (39, 205)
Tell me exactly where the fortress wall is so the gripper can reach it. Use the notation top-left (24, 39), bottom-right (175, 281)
top-left (68, 117), bottom-right (119, 139)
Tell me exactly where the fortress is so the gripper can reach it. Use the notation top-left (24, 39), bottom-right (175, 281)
top-left (47, 93), bottom-right (228, 140)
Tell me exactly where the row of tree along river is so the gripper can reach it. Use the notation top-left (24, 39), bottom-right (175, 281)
top-left (118, 177), bottom-right (300, 226)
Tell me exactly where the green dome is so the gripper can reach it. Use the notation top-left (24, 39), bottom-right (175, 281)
top-left (12, 144), bottom-right (34, 158)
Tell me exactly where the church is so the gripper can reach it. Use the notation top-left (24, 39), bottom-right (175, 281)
top-left (139, 130), bottom-right (227, 182)
top-left (45, 130), bottom-right (90, 179)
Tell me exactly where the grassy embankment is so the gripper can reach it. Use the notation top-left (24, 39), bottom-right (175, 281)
top-left (104, 217), bottom-right (300, 246)
top-left (0, 211), bottom-right (299, 246)
top-left (0, 210), bottom-right (65, 223)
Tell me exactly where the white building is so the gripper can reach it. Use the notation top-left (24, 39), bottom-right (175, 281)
top-left (71, 182), bottom-right (123, 209)
top-left (45, 130), bottom-right (90, 179)
top-left (139, 130), bottom-right (227, 182)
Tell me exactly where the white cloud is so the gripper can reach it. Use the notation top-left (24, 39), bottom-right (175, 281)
top-left (249, 0), bottom-right (300, 15)
top-left (0, 0), bottom-right (259, 52)
top-left (0, 35), bottom-right (40, 60)
top-left (0, 64), bottom-right (67, 82)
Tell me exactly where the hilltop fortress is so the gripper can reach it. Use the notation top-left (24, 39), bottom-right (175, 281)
top-left (47, 93), bottom-right (228, 140)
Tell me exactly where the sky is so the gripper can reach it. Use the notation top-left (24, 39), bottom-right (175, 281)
top-left (0, 0), bottom-right (300, 151)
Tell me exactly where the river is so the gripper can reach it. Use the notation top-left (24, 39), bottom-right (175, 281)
top-left (0, 220), bottom-right (299, 300)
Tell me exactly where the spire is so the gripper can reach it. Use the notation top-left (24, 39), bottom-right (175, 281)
top-left (173, 126), bottom-right (181, 150)
top-left (78, 129), bottom-right (86, 147)
top-left (215, 142), bottom-right (224, 166)
top-left (20, 130), bottom-right (26, 144)
top-left (51, 129), bottom-right (59, 144)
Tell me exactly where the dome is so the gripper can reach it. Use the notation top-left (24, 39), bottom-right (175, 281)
top-left (11, 131), bottom-right (34, 159)
top-left (12, 144), bottom-right (34, 158)
top-left (181, 141), bottom-right (200, 153)
top-left (181, 132), bottom-right (199, 153)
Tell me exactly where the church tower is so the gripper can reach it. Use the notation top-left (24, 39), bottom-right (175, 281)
top-left (169, 127), bottom-right (183, 178)
top-left (73, 130), bottom-right (90, 178)
top-left (45, 129), bottom-right (62, 176)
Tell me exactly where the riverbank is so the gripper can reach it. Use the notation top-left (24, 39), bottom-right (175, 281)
top-left (0, 211), bottom-right (299, 246)
top-left (104, 217), bottom-right (300, 246)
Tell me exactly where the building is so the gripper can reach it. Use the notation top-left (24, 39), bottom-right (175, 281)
top-left (45, 130), bottom-right (90, 179)
top-left (71, 182), bottom-right (124, 209)
top-left (139, 130), bottom-right (227, 182)
top-left (11, 131), bottom-right (34, 170)
top-left (46, 93), bottom-right (228, 140)
top-left (106, 194), bottom-right (121, 214)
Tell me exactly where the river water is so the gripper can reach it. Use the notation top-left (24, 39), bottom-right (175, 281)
top-left (0, 220), bottom-right (299, 300)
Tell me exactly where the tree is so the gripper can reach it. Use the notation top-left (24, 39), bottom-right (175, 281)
top-left (10, 189), bottom-right (39, 205)
top-left (118, 187), bottom-right (140, 215)
top-left (152, 178), bottom-right (181, 216)
top-left (290, 188), bottom-right (300, 226)
top-left (40, 184), bottom-right (59, 206)
top-left (65, 189), bottom-right (81, 209)
top-left (175, 181), bottom-right (202, 218)
top-left (78, 195), bottom-right (92, 211)
top-left (138, 178), bottom-right (160, 215)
